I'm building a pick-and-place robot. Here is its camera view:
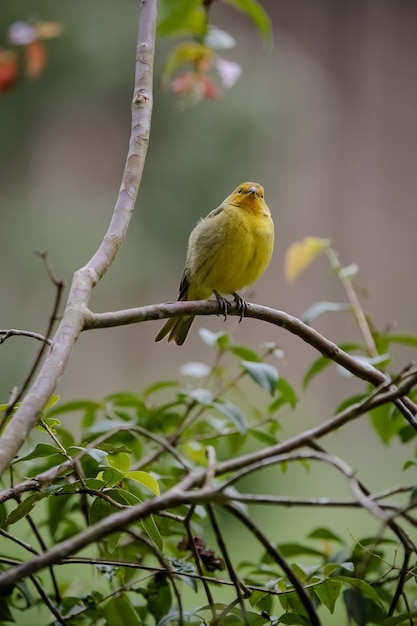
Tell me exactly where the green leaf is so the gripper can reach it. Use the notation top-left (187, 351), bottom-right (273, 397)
top-left (143, 380), bottom-right (179, 396)
top-left (313, 580), bottom-right (342, 613)
top-left (89, 497), bottom-right (117, 526)
top-left (334, 393), bottom-right (367, 414)
top-left (126, 471), bottom-right (160, 496)
top-left (108, 452), bottom-right (131, 474)
top-left (249, 428), bottom-right (278, 446)
top-left (323, 562), bottom-right (354, 576)
top-left (275, 377), bottom-right (298, 409)
top-left (229, 344), bottom-right (261, 362)
top-left (383, 612), bottom-right (417, 625)
top-left (103, 594), bottom-right (142, 626)
top-left (335, 576), bottom-right (385, 609)
top-left (6, 493), bottom-right (45, 526)
top-left (97, 466), bottom-right (125, 488)
top-left (47, 399), bottom-right (102, 417)
top-left (303, 343), bottom-right (363, 389)
top-left (141, 515), bottom-right (163, 551)
top-left (277, 614), bottom-right (309, 625)
top-left (12, 443), bottom-right (64, 463)
top-left (42, 394), bottom-right (61, 413)
top-left (157, 0), bottom-right (205, 37)
top-left (223, 0), bottom-right (272, 45)
top-left (381, 333), bottom-right (417, 348)
top-left (213, 399), bottom-right (247, 434)
top-left (301, 301), bottom-right (350, 325)
top-left (268, 543), bottom-right (324, 559)
top-left (242, 361), bottom-right (278, 395)
top-left (303, 356), bottom-right (331, 390)
top-left (308, 527), bottom-right (345, 544)
top-left (343, 587), bottom-right (384, 626)
top-left (0, 596), bottom-right (15, 622)
top-left (143, 574), bottom-right (172, 623)
top-left (369, 403), bottom-right (401, 444)
top-left (69, 446), bottom-right (108, 463)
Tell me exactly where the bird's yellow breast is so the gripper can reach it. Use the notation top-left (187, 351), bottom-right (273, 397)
top-left (186, 199), bottom-right (274, 300)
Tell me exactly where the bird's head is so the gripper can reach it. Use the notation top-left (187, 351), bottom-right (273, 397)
top-left (227, 182), bottom-right (266, 211)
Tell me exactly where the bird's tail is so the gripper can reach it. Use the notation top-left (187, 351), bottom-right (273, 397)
top-left (154, 315), bottom-right (195, 346)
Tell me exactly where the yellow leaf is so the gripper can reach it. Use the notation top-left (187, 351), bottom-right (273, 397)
top-left (35, 22), bottom-right (63, 40)
top-left (285, 237), bottom-right (328, 283)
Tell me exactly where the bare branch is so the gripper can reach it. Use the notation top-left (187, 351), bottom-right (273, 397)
top-left (0, 329), bottom-right (51, 345)
top-left (84, 300), bottom-right (417, 420)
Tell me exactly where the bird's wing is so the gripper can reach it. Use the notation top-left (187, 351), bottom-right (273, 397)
top-left (178, 270), bottom-right (190, 301)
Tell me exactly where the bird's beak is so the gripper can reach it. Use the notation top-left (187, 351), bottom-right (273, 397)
top-left (247, 186), bottom-right (258, 195)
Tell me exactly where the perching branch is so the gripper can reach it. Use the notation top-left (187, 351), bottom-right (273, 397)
top-left (84, 298), bottom-right (417, 421)
top-left (0, 0), bottom-right (157, 479)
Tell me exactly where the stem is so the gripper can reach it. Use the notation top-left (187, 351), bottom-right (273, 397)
top-left (324, 245), bottom-right (378, 357)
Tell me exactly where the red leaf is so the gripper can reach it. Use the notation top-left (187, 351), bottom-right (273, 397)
top-left (0, 49), bottom-right (19, 93)
top-left (25, 39), bottom-right (47, 79)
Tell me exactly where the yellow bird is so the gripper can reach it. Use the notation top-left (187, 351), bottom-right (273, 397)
top-left (155, 182), bottom-right (274, 345)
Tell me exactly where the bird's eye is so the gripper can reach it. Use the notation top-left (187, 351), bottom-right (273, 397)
top-left (238, 188), bottom-right (243, 194)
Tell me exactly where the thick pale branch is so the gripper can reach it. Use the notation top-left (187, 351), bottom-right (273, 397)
top-left (0, 0), bottom-right (157, 479)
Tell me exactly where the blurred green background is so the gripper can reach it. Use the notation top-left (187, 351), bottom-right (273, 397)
top-left (1, 1), bottom-right (417, 622)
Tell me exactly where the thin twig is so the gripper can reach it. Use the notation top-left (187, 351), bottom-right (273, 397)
top-left (225, 502), bottom-right (321, 626)
top-left (127, 529), bottom-right (184, 625)
top-left (206, 504), bottom-right (250, 626)
top-left (0, 253), bottom-right (64, 433)
top-left (324, 246), bottom-right (378, 357)
top-left (30, 575), bottom-right (67, 626)
top-left (0, 329), bottom-right (51, 345)
top-left (183, 506), bottom-right (217, 623)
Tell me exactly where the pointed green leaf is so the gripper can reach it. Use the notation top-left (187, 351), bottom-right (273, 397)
top-left (12, 443), bottom-right (64, 464)
top-left (229, 344), bottom-right (261, 362)
top-left (275, 377), bottom-right (298, 408)
top-left (242, 361), bottom-right (278, 395)
top-left (223, 0), bottom-right (272, 45)
top-left (383, 612), bottom-right (417, 625)
top-left (335, 576), bottom-right (384, 609)
top-left (103, 594), bottom-right (142, 626)
top-left (214, 399), bottom-right (247, 434)
top-left (313, 580), bottom-right (342, 613)
top-left (6, 493), bottom-right (45, 526)
top-left (126, 471), bottom-right (160, 496)
top-left (308, 527), bottom-right (345, 544)
top-left (141, 514), bottom-right (163, 551)
top-left (303, 356), bottom-right (331, 389)
top-left (108, 452), bottom-right (131, 474)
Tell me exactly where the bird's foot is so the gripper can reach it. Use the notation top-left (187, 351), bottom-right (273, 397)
top-left (213, 290), bottom-right (230, 321)
top-left (232, 292), bottom-right (248, 322)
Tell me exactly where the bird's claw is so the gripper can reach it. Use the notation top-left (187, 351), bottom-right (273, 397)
top-left (232, 292), bottom-right (248, 322)
top-left (213, 291), bottom-right (248, 322)
top-left (213, 290), bottom-right (230, 321)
